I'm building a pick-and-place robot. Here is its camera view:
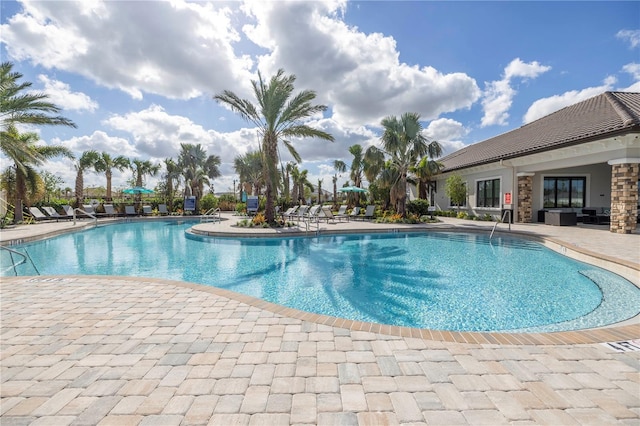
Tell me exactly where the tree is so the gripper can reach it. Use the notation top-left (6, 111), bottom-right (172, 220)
top-left (131, 159), bottom-right (160, 188)
top-left (294, 169), bottom-right (313, 203)
top-left (234, 151), bottom-right (264, 196)
top-left (94, 152), bottom-right (129, 201)
top-left (332, 160), bottom-right (346, 208)
top-left (162, 158), bottom-right (181, 212)
top-left (41, 170), bottom-right (63, 203)
top-left (178, 144), bottom-right (221, 204)
top-left (367, 112), bottom-right (442, 216)
top-left (410, 157), bottom-right (443, 200)
top-left (0, 61), bottom-right (76, 131)
top-left (215, 69), bottom-right (334, 223)
top-left (2, 126), bottom-right (73, 217)
top-left (445, 174), bottom-right (467, 208)
top-left (74, 150), bottom-right (99, 207)
top-left (317, 178), bottom-right (323, 204)
top-left (1, 61), bottom-right (76, 220)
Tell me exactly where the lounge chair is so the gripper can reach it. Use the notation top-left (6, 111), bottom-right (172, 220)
top-left (334, 205), bottom-right (349, 221)
top-left (348, 206), bottom-right (361, 220)
top-left (125, 205), bottom-right (137, 216)
top-left (27, 206), bottom-right (54, 221)
top-left (142, 205), bottom-right (153, 215)
top-left (61, 205), bottom-right (74, 218)
top-left (103, 204), bottom-right (120, 217)
top-left (294, 205), bottom-right (309, 222)
top-left (158, 204), bottom-right (169, 215)
top-left (361, 205), bottom-right (376, 221)
top-left (321, 206), bottom-right (348, 222)
top-left (82, 204), bottom-right (97, 217)
top-left (282, 206), bottom-right (298, 220)
top-left (42, 206), bottom-right (66, 221)
top-left (304, 205), bottom-right (322, 222)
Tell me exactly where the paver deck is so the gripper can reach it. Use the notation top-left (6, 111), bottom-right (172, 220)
top-left (1, 213), bottom-right (639, 425)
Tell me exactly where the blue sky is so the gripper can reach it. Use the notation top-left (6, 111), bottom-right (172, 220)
top-left (1, 0), bottom-right (638, 194)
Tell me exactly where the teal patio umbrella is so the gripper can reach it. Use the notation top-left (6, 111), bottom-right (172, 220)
top-left (338, 186), bottom-right (367, 193)
top-left (123, 186), bottom-right (154, 195)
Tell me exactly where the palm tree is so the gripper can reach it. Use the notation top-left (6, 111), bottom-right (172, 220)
top-left (94, 152), bottom-right (130, 201)
top-left (74, 150), bottom-right (99, 208)
top-left (368, 112), bottom-right (442, 216)
top-left (131, 159), bottom-right (160, 188)
top-left (281, 161), bottom-right (296, 204)
top-left (294, 169), bottom-right (313, 204)
top-left (3, 125), bottom-right (73, 221)
top-left (317, 178), bottom-right (323, 204)
top-left (234, 151), bottom-right (264, 196)
top-left (214, 69), bottom-right (334, 223)
top-left (332, 160), bottom-right (346, 208)
top-left (410, 156), bottom-right (443, 201)
top-left (1, 61), bottom-right (76, 220)
top-left (178, 144), bottom-right (221, 197)
top-left (162, 158), bottom-right (181, 212)
top-left (0, 61), bottom-right (76, 131)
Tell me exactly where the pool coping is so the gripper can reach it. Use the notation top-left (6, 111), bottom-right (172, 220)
top-left (3, 216), bottom-right (639, 345)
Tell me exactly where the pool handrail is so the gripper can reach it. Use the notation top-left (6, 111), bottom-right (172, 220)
top-left (490, 209), bottom-right (512, 239)
top-left (72, 207), bottom-right (98, 226)
top-left (201, 208), bottom-right (221, 223)
top-left (1, 245), bottom-right (40, 276)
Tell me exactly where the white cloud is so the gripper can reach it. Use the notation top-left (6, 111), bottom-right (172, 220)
top-left (522, 76), bottom-right (616, 124)
top-left (424, 118), bottom-right (467, 156)
top-left (481, 58), bottom-right (551, 127)
top-left (242, 0), bottom-right (480, 127)
top-left (37, 75), bottom-right (98, 112)
top-left (616, 29), bottom-right (640, 49)
top-left (622, 63), bottom-right (640, 81)
top-left (0, 0), bottom-right (254, 100)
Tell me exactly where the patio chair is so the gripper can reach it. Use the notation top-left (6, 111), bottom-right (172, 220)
top-left (142, 205), bottom-right (153, 215)
top-left (320, 206), bottom-right (345, 223)
top-left (334, 205), bottom-right (349, 221)
top-left (304, 205), bottom-right (323, 222)
top-left (348, 206), bottom-right (361, 220)
top-left (158, 204), bottom-right (169, 215)
top-left (282, 206), bottom-right (298, 220)
top-left (247, 196), bottom-right (259, 216)
top-left (103, 204), bottom-right (120, 217)
top-left (61, 205), bottom-right (74, 218)
top-left (125, 205), bottom-right (137, 216)
top-left (81, 204), bottom-right (97, 217)
top-left (361, 205), bottom-right (376, 221)
top-left (294, 205), bottom-right (309, 222)
top-left (42, 206), bottom-right (67, 221)
top-left (27, 206), bottom-right (54, 221)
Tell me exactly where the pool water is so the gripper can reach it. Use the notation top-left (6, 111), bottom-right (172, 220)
top-left (4, 220), bottom-right (639, 332)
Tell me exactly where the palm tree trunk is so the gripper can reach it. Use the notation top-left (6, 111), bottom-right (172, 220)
top-left (399, 173), bottom-right (408, 216)
top-left (106, 171), bottom-right (112, 201)
top-left (75, 170), bottom-right (84, 208)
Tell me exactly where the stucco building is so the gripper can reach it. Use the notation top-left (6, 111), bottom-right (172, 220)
top-left (430, 91), bottom-right (640, 234)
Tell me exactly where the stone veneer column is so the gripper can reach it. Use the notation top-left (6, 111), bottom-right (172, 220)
top-left (608, 159), bottom-right (639, 234)
top-left (517, 172), bottom-right (534, 223)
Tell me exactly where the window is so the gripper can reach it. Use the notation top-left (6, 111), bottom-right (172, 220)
top-left (477, 178), bottom-right (500, 207)
top-left (543, 177), bottom-right (586, 208)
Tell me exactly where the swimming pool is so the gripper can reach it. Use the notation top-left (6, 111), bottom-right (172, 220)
top-left (3, 220), bottom-right (639, 332)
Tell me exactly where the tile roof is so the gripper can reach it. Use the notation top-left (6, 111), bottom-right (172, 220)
top-left (440, 91), bottom-right (640, 172)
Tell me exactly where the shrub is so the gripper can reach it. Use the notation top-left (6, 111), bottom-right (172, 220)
top-left (200, 194), bottom-right (218, 212)
top-left (456, 211), bottom-right (468, 219)
top-left (407, 199), bottom-right (431, 216)
top-left (252, 212), bottom-right (266, 226)
top-left (236, 202), bottom-right (246, 214)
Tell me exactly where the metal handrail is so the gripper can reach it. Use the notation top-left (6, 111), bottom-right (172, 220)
top-left (73, 208), bottom-right (98, 226)
top-left (490, 209), bottom-right (512, 240)
top-left (200, 208), bottom-right (221, 223)
top-left (1, 245), bottom-right (40, 276)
